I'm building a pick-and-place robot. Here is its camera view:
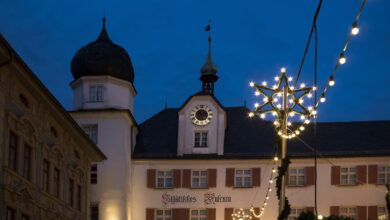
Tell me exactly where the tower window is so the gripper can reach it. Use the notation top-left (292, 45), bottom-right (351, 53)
top-left (82, 124), bottom-right (98, 144)
top-left (89, 85), bottom-right (104, 102)
top-left (194, 131), bottom-right (208, 148)
top-left (90, 203), bottom-right (99, 220)
top-left (90, 164), bottom-right (98, 184)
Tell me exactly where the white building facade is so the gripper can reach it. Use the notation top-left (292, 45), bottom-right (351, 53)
top-left (68, 20), bottom-right (390, 220)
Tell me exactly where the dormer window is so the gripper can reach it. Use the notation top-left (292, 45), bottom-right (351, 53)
top-left (89, 85), bottom-right (104, 102)
top-left (194, 131), bottom-right (208, 148)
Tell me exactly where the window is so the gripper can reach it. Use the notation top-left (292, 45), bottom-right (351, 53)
top-left (23, 144), bottom-right (32, 180)
top-left (76, 185), bottom-right (82, 211)
top-left (340, 167), bottom-right (357, 185)
top-left (6, 207), bottom-right (15, 220)
top-left (89, 85), bottom-right (104, 102)
top-left (21, 214), bottom-right (29, 220)
top-left (155, 209), bottom-right (172, 220)
top-left (90, 203), bottom-right (99, 220)
top-left (192, 170), bottom-right (208, 188)
top-left (378, 166), bottom-right (390, 185)
top-left (340, 207), bottom-right (357, 219)
top-left (156, 170), bottom-right (173, 188)
top-left (191, 209), bottom-right (208, 220)
top-left (194, 132), bottom-right (207, 148)
top-left (82, 125), bottom-right (98, 144)
top-left (91, 164), bottom-right (97, 184)
top-left (69, 179), bottom-right (74, 207)
top-left (289, 168), bottom-right (305, 186)
top-left (288, 208), bottom-right (304, 220)
top-left (53, 167), bottom-right (61, 197)
top-left (235, 169), bottom-right (252, 187)
top-left (378, 206), bottom-right (389, 220)
top-left (43, 159), bottom-right (50, 192)
top-left (8, 132), bottom-right (18, 171)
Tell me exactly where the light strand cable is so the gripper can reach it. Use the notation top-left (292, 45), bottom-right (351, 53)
top-left (313, 23), bottom-right (319, 217)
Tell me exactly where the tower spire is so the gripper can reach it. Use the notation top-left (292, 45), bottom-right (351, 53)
top-left (96, 17), bottom-right (111, 42)
top-left (200, 21), bottom-right (218, 95)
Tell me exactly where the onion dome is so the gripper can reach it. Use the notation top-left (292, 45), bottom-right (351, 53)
top-left (71, 18), bottom-right (134, 83)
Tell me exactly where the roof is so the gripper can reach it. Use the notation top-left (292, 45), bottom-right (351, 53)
top-left (0, 33), bottom-right (107, 161)
top-left (133, 106), bottom-right (390, 159)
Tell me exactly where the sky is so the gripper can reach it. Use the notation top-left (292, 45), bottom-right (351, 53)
top-left (0, 0), bottom-right (389, 123)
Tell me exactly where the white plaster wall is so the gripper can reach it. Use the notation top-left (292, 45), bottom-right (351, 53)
top-left (132, 157), bottom-right (389, 220)
top-left (177, 96), bottom-right (226, 156)
top-left (72, 113), bottom-right (135, 220)
top-left (71, 76), bottom-right (136, 113)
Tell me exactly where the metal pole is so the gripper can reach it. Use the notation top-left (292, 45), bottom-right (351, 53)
top-left (279, 86), bottom-right (288, 218)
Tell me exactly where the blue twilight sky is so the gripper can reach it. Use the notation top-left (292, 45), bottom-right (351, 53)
top-left (0, 0), bottom-right (389, 123)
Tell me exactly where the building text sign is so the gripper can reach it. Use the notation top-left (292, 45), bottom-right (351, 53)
top-left (161, 192), bottom-right (232, 206)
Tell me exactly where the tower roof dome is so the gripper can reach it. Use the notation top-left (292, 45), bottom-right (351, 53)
top-left (71, 18), bottom-right (135, 83)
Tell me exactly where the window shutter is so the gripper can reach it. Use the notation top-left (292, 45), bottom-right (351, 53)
top-left (182, 169), bottom-right (191, 188)
top-left (172, 208), bottom-right (189, 220)
top-left (306, 166), bottom-right (315, 186)
top-left (225, 208), bottom-right (234, 220)
top-left (356, 165), bottom-right (367, 185)
top-left (357, 206), bottom-right (367, 220)
top-left (331, 166), bottom-right (340, 185)
top-left (146, 208), bottom-right (154, 220)
top-left (173, 169), bottom-right (181, 188)
top-left (368, 165), bottom-right (378, 184)
top-left (368, 206), bottom-right (378, 220)
top-left (330, 206), bottom-right (339, 216)
top-left (226, 168), bottom-right (235, 187)
top-left (252, 168), bottom-right (261, 187)
top-left (207, 208), bottom-right (216, 220)
top-left (147, 169), bottom-right (156, 188)
top-left (208, 169), bottom-right (217, 188)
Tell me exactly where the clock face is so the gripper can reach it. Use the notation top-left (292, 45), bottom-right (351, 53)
top-left (191, 105), bottom-right (213, 126)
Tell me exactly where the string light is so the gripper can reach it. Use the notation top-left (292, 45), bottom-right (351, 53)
top-left (320, 94), bottom-right (326, 103)
top-left (352, 21), bottom-right (359, 35)
top-left (339, 52), bottom-right (346, 64)
top-left (329, 76), bottom-right (335, 86)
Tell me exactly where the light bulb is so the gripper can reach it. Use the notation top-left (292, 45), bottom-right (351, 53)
top-left (277, 92), bottom-right (282, 97)
top-left (281, 67), bottom-right (286, 73)
top-left (249, 81), bottom-right (255, 87)
top-left (299, 98), bottom-right (304, 104)
top-left (318, 215), bottom-right (324, 220)
top-left (300, 83), bottom-right (306, 88)
top-left (329, 76), bottom-right (335, 86)
top-left (289, 99), bottom-right (294, 104)
top-left (305, 119), bottom-right (310, 124)
top-left (272, 169), bottom-right (276, 173)
top-left (277, 104), bottom-right (282, 109)
top-left (254, 103), bottom-right (260, 108)
top-left (273, 98), bottom-right (279, 103)
top-left (272, 85), bottom-right (278, 89)
top-left (287, 121), bottom-right (292, 126)
top-left (275, 76), bottom-right (280, 81)
top-left (300, 115), bottom-right (306, 120)
top-left (249, 112), bottom-right (254, 117)
top-left (308, 106), bottom-right (313, 111)
top-left (274, 156), bottom-right (279, 161)
top-left (269, 180), bottom-right (273, 183)
top-left (290, 86), bottom-right (295, 90)
top-left (274, 121), bottom-right (279, 126)
top-left (312, 86), bottom-right (317, 91)
top-left (272, 111), bottom-right (277, 116)
top-left (263, 97), bottom-right (269, 102)
top-left (269, 188), bottom-right (272, 192)
top-left (260, 113), bottom-right (266, 119)
top-left (351, 22), bottom-right (359, 35)
top-left (300, 126), bottom-right (305, 131)
top-left (308, 93), bottom-right (313, 98)
top-left (312, 110), bottom-right (317, 115)
top-left (255, 91), bottom-right (260, 96)
top-left (339, 52), bottom-right (346, 64)
top-left (262, 81), bottom-right (267, 86)
top-left (288, 76), bottom-right (293, 82)
top-left (289, 112), bottom-right (295, 117)
top-left (295, 130), bottom-right (300, 135)
top-left (320, 94), bottom-right (326, 103)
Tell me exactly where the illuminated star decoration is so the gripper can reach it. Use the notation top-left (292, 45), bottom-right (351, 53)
top-left (249, 68), bottom-right (317, 139)
top-left (232, 208), bottom-right (253, 220)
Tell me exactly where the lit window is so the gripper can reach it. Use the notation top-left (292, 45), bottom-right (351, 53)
top-left (192, 170), bottom-right (208, 188)
top-left (288, 208), bottom-right (304, 220)
top-left (235, 169), bottom-right (252, 187)
top-left (378, 206), bottom-right (388, 220)
top-left (191, 209), bottom-right (208, 220)
top-left (23, 144), bottom-right (32, 180)
top-left (194, 132), bottom-right (208, 148)
top-left (378, 166), bottom-right (390, 185)
top-left (340, 207), bottom-right (357, 219)
top-left (155, 209), bottom-right (172, 220)
top-left (90, 203), bottom-right (99, 220)
top-left (8, 132), bottom-right (18, 171)
top-left (43, 159), bottom-right (50, 192)
top-left (82, 125), bottom-right (98, 144)
top-left (91, 164), bottom-right (98, 184)
top-left (156, 171), bottom-right (173, 188)
top-left (289, 168), bottom-right (305, 186)
top-left (340, 167), bottom-right (357, 185)
top-left (53, 167), bottom-right (61, 197)
top-left (89, 85), bottom-right (104, 102)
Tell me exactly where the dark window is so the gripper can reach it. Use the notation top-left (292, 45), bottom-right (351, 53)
top-left (50, 126), bottom-right (58, 137)
top-left (43, 159), bottom-right (50, 192)
top-left (21, 214), bottom-right (29, 220)
top-left (90, 164), bottom-right (97, 184)
top-left (194, 132), bottom-right (208, 148)
top-left (6, 207), bottom-right (15, 220)
top-left (8, 132), bottom-right (18, 171)
top-left (69, 179), bottom-right (74, 207)
top-left (90, 204), bottom-right (99, 220)
top-left (23, 144), bottom-right (32, 180)
top-left (53, 167), bottom-right (60, 197)
top-left (77, 185), bottom-right (82, 211)
top-left (19, 94), bottom-right (29, 108)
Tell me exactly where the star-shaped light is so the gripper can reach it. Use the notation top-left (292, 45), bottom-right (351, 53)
top-left (232, 208), bottom-right (253, 220)
top-left (249, 68), bottom-right (316, 139)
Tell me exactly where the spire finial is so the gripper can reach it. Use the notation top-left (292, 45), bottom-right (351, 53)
top-left (96, 17), bottom-right (111, 42)
top-left (200, 20), bottom-right (218, 95)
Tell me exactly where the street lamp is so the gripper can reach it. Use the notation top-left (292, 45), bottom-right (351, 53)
top-left (249, 68), bottom-right (315, 217)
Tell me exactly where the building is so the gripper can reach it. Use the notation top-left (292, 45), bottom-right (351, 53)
top-left (0, 35), bottom-right (106, 220)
